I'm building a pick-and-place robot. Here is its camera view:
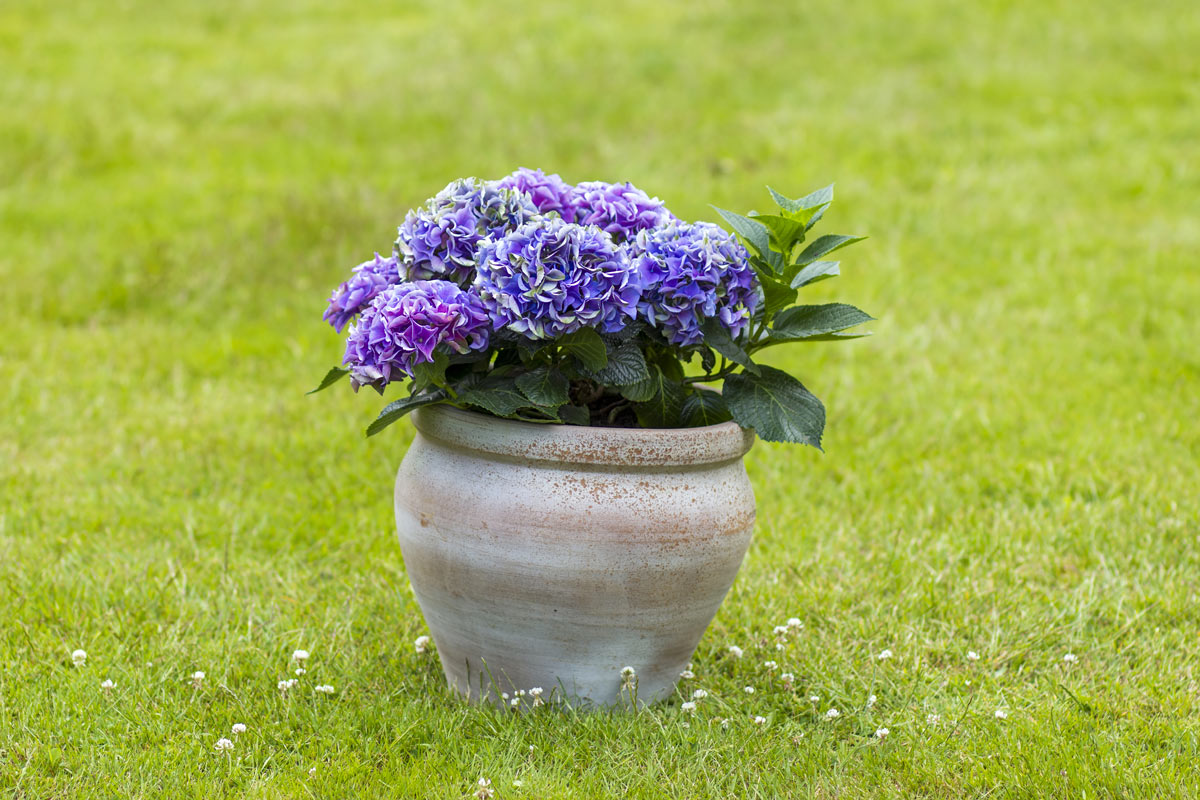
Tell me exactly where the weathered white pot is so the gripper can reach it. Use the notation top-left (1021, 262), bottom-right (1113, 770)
top-left (394, 404), bottom-right (756, 708)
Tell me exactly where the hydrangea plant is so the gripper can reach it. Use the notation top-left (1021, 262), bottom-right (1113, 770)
top-left (314, 170), bottom-right (874, 448)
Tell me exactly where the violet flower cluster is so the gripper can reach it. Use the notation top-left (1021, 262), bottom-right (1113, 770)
top-left (475, 217), bottom-right (641, 339)
top-left (324, 169), bottom-right (760, 388)
top-left (343, 280), bottom-right (489, 391)
top-left (631, 222), bottom-right (759, 346)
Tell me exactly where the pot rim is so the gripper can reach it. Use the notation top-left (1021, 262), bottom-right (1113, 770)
top-left (411, 403), bottom-right (755, 467)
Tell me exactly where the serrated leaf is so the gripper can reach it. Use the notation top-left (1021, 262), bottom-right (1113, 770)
top-left (457, 378), bottom-right (533, 418)
top-left (365, 391), bottom-right (445, 437)
top-left (308, 366), bottom-right (348, 395)
top-left (681, 388), bottom-right (732, 427)
top-left (515, 366), bottom-right (571, 408)
top-left (409, 350), bottom-right (450, 393)
top-left (701, 318), bottom-right (759, 375)
top-left (712, 206), bottom-right (784, 272)
top-left (795, 234), bottom-right (865, 267)
top-left (619, 364), bottom-right (663, 403)
top-left (633, 373), bottom-right (685, 428)
top-left (724, 366), bottom-right (825, 448)
top-left (592, 341), bottom-right (650, 386)
top-left (749, 214), bottom-right (808, 256)
top-left (558, 327), bottom-right (608, 371)
top-left (771, 304), bottom-right (875, 341)
top-left (558, 404), bottom-right (590, 426)
top-left (790, 260), bottom-right (840, 289)
top-left (758, 270), bottom-right (799, 316)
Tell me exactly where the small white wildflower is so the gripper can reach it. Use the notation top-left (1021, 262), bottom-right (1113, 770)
top-left (775, 643), bottom-right (785, 651)
top-left (809, 695), bottom-right (820, 703)
top-left (316, 684), bottom-right (336, 694)
top-left (414, 635), bottom-right (431, 654)
top-left (501, 692), bottom-right (510, 701)
top-left (877, 649), bottom-right (893, 660)
top-left (620, 666), bottom-right (636, 678)
top-left (744, 686), bottom-right (755, 695)
top-left (191, 671), bottom-right (205, 688)
top-left (692, 689), bottom-right (708, 700)
top-left (763, 660), bottom-right (778, 671)
top-left (278, 678), bottom-right (298, 692)
top-left (515, 689), bottom-right (526, 698)
top-left (510, 697), bottom-right (521, 708)
top-left (1063, 653), bottom-right (1078, 663)
top-left (214, 738), bottom-right (234, 752)
top-left (679, 669), bottom-right (695, 680)
top-left (475, 777), bottom-right (494, 799)
top-left (867, 694), bottom-right (877, 708)
top-left (100, 679), bottom-right (115, 692)
top-left (231, 723), bottom-right (246, 735)
top-left (295, 668), bottom-right (306, 676)
top-left (718, 717), bottom-right (730, 729)
top-left (995, 709), bottom-right (1008, 719)
top-left (529, 687), bottom-right (543, 698)
top-left (926, 713), bottom-right (941, 725)
top-left (71, 649), bottom-right (87, 667)
top-left (308, 766), bottom-right (316, 777)
top-left (620, 665), bottom-right (637, 690)
top-left (292, 650), bottom-right (309, 662)
top-left (728, 645), bottom-right (744, 659)
top-left (780, 672), bottom-right (795, 688)
top-left (967, 651), bottom-right (980, 661)
top-left (875, 727), bottom-right (889, 739)
top-left (512, 780), bottom-right (523, 788)
top-left (787, 617), bottom-right (803, 630)
top-left (753, 715), bottom-right (766, 726)
top-left (681, 701), bottom-right (697, 713)
top-left (825, 708), bottom-right (840, 720)
top-left (773, 625), bottom-right (789, 637)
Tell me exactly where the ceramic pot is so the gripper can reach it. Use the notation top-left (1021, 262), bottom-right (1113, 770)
top-left (393, 404), bottom-right (756, 708)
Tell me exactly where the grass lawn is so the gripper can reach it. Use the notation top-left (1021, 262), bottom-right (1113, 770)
top-left (2, 0), bottom-right (1199, 796)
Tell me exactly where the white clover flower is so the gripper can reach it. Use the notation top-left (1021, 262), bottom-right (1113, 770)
top-left (681, 701), bottom-right (697, 713)
top-left (753, 715), bottom-right (766, 726)
top-left (926, 713), bottom-right (941, 725)
top-left (414, 635), bottom-right (431, 654)
top-left (501, 692), bottom-right (510, 701)
top-left (214, 738), bottom-right (234, 752)
top-left (620, 666), bottom-right (636, 678)
top-left (718, 717), bottom-right (730, 729)
top-left (295, 668), bottom-right (306, 676)
top-left (875, 727), bottom-right (889, 739)
top-left (71, 649), bottom-right (87, 667)
top-left (316, 684), bottom-right (336, 694)
top-left (232, 723), bottom-right (246, 735)
top-left (510, 697), bottom-right (521, 708)
top-left (995, 709), bottom-right (1008, 719)
top-left (292, 650), bottom-right (309, 662)
top-left (728, 645), bottom-right (744, 659)
top-left (692, 689), bottom-right (708, 700)
top-left (787, 617), bottom-right (803, 630)
top-left (278, 678), bottom-right (298, 692)
top-left (967, 651), bottom-right (980, 661)
top-left (780, 672), bottom-right (795, 687)
top-left (877, 649), bottom-right (893, 660)
top-left (515, 689), bottom-right (526, 698)
top-left (191, 671), bottom-right (205, 688)
top-left (809, 695), bottom-right (820, 703)
top-left (1063, 653), bottom-right (1078, 663)
top-left (679, 669), bottom-right (695, 680)
top-left (775, 643), bottom-right (785, 652)
top-left (825, 708), bottom-right (840, 720)
top-left (744, 686), bottom-right (755, 695)
top-left (867, 694), bottom-right (877, 708)
top-left (100, 679), bottom-right (115, 692)
top-left (308, 767), bottom-right (317, 777)
top-left (475, 777), bottom-right (494, 799)
top-left (529, 687), bottom-right (543, 698)
top-left (773, 625), bottom-right (789, 637)
top-left (763, 660), bottom-right (778, 671)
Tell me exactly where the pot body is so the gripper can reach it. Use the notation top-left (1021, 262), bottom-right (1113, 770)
top-left (394, 404), bottom-right (756, 708)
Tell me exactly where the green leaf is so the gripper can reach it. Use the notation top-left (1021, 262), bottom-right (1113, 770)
top-left (619, 364), bottom-right (663, 403)
top-left (724, 366), bottom-right (825, 448)
top-left (308, 366), bottom-right (348, 395)
top-left (701, 318), bottom-right (759, 375)
top-left (558, 404), bottom-right (590, 426)
top-left (748, 213), bottom-right (807, 256)
top-left (790, 260), bottom-right (841, 289)
top-left (712, 206), bottom-right (784, 272)
top-left (558, 328), bottom-right (608, 371)
top-left (770, 303), bottom-right (875, 341)
top-left (768, 184), bottom-right (834, 215)
top-left (758, 270), bottom-right (799, 317)
top-left (794, 234), bottom-right (865, 267)
top-left (592, 340), bottom-right (650, 386)
top-left (409, 350), bottom-right (450, 393)
top-left (515, 366), bottom-right (571, 408)
top-left (456, 377), bottom-right (533, 418)
top-left (365, 391), bottom-right (445, 437)
top-left (681, 388), bottom-right (732, 427)
top-left (633, 372), bottom-right (685, 428)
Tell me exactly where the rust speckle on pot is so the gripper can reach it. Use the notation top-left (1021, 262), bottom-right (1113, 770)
top-left (394, 405), bottom-right (757, 709)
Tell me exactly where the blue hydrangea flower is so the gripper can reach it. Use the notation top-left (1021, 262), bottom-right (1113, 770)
top-left (342, 280), bottom-right (490, 390)
top-left (475, 218), bottom-right (642, 340)
top-left (631, 221), bottom-right (758, 347)
top-left (323, 253), bottom-right (402, 332)
top-left (394, 178), bottom-right (538, 285)
top-left (571, 180), bottom-right (674, 242)
top-left (497, 167), bottom-right (577, 219)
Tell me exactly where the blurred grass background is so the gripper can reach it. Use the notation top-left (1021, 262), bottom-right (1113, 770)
top-left (2, 0), bottom-right (1199, 796)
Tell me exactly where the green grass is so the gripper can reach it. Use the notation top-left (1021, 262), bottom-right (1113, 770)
top-left (2, 0), bottom-right (1199, 796)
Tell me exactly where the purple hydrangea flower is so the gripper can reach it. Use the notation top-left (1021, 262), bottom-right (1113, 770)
top-left (342, 280), bottom-right (490, 390)
top-left (394, 178), bottom-right (538, 286)
top-left (497, 167), bottom-right (577, 219)
top-left (323, 253), bottom-right (402, 332)
top-left (631, 221), bottom-right (758, 347)
top-left (571, 180), bottom-right (674, 242)
top-left (475, 218), bottom-right (642, 340)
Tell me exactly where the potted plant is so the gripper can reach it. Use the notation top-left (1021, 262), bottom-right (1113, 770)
top-left (313, 169), bottom-right (873, 708)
